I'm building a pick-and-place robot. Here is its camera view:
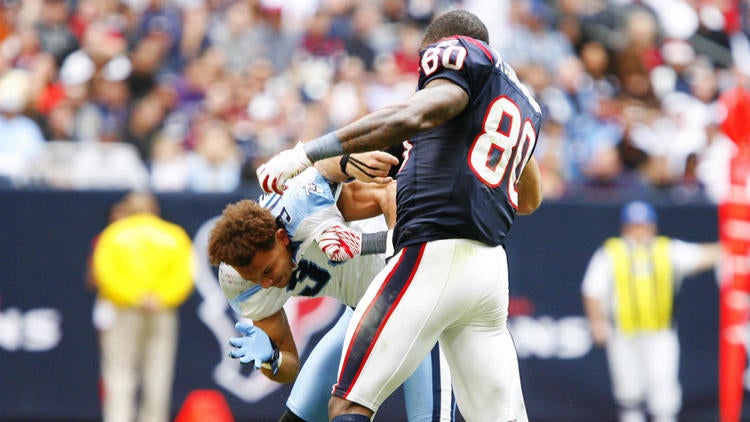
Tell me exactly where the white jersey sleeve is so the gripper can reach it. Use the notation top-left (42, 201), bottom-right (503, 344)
top-left (670, 239), bottom-right (712, 285)
top-left (581, 247), bottom-right (612, 300)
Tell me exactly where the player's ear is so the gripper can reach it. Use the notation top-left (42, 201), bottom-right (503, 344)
top-left (275, 228), bottom-right (290, 246)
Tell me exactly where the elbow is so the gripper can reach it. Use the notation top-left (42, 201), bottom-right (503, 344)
top-left (383, 102), bottom-right (439, 135)
top-left (516, 183), bottom-right (543, 215)
top-left (517, 194), bottom-right (542, 215)
top-left (385, 108), bottom-right (428, 136)
top-left (516, 158), bottom-right (543, 215)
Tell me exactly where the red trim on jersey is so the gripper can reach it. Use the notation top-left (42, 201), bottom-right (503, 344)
top-left (339, 244), bottom-right (426, 399)
top-left (461, 36), bottom-right (493, 62)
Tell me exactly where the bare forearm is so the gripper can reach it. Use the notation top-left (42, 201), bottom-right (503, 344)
top-left (314, 157), bottom-right (351, 183)
top-left (254, 311), bottom-right (301, 384)
top-left (334, 104), bottom-right (418, 154)
top-left (304, 80), bottom-right (469, 160)
top-left (517, 157), bottom-right (542, 215)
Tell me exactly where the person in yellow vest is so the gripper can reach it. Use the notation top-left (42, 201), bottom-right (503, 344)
top-left (581, 200), bottom-right (721, 422)
top-left (91, 192), bottom-right (195, 422)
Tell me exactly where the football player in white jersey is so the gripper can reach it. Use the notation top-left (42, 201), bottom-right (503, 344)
top-left (207, 153), bottom-right (454, 422)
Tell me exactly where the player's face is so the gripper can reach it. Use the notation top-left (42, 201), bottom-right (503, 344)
top-left (233, 229), bottom-right (295, 289)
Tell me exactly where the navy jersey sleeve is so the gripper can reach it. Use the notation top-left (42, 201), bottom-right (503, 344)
top-left (417, 36), bottom-right (497, 101)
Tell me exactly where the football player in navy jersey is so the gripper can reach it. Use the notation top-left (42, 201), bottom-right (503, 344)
top-left (256, 9), bottom-right (543, 422)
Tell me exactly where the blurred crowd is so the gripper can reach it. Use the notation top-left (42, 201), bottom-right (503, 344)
top-left (0, 0), bottom-right (747, 203)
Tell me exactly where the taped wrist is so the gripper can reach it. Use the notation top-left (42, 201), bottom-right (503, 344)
top-left (260, 339), bottom-right (282, 375)
top-left (303, 132), bottom-right (344, 162)
top-left (361, 231), bottom-right (388, 255)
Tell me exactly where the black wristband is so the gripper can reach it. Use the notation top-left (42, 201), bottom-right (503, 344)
top-left (261, 339), bottom-right (281, 375)
top-left (339, 154), bottom-right (351, 176)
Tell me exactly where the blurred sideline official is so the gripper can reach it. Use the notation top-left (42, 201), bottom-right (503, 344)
top-left (581, 200), bottom-right (721, 422)
top-left (91, 192), bottom-right (195, 422)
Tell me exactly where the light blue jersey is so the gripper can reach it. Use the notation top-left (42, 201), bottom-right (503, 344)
top-left (219, 167), bottom-right (455, 421)
top-left (220, 169), bottom-right (385, 320)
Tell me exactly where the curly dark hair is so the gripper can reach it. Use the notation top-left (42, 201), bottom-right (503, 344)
top-left (421, 9), bottom-right (489, 49)
top-left (208, 200), bottom-right (279, 267)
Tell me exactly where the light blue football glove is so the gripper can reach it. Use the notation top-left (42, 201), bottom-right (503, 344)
top-left (229, 322), bottom-right (280, 373)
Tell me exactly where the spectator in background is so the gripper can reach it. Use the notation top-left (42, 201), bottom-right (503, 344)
top-left (653, 39), bottom-right (697, 97)
top-left (66, 141), bottom-right (150, 190)
top-left (342, 3), bottom-right (380, 71)
top-left (124, 90), bottom-right (170, 162)
top-left (58, 20), bottom-right (131, 143)
top-left (149, 130), bottom-right (189, 192)
top-left (327, 55), bottom-right (369, 128)
top-left (249, 3), bottom-right (300, 73)
top-left (581, 200), bottom-right (721, 422)
top-left (541, 56), bottom-right (630, 194)
top-left (135, 0), bottom-right (184, 75)
top-left (89, 55), bottom-right (134, 143)
top-left (0, 68), bottom-right (46, 187)
top-left (613, 6), bottom-right (661, 102)
top-left (0, 0), bottom-right (746, 198)
top-left (300, 10), bottom-right (344, 59)
top-left (91, 191), bottom-right (194, 422)
top-left (579, 40), bottom-right (619, 99)
top-left (185, 119), bottom-right (242, 192)
top-left (391, 21), bottom-right (422, 77)
top-left (208, 0), bottom-right (257, 73)
top-left (363, 52), bottom-right (415, 112)
top-left (501, 0), bottom-right (575, 79)
top-left (127, 22), bottom-right (172, 100)
top-left (178, 3), bottom-right (209, 64)
top-left (628, 91), bottom-right (710, 194)
top-left (33, 0), bottom-right (78, 66)
top-left (56, 45), bottom-right (98, 141)
top-left (28, 52), bottom-right (67, 129)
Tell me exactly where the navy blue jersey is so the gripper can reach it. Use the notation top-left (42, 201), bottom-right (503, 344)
top-left (393, 36), bottom-right (542, 250)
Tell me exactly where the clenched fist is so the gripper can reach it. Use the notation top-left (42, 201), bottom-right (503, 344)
top-left (315, 224), bottom-right (363, 262)
top-left (256, 142), bottom-right (313, 194)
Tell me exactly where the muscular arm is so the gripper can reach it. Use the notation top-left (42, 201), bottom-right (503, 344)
top-left (516, 157), bottom-right (543, 215)
top-left (337, 180), bottom-right (397, 228)
top-left (332, 79), bottom-right (469, 154)
top-left (252, 309), bottom-right (301, 384)
top-left (314, 157), bottom-right (352, 183)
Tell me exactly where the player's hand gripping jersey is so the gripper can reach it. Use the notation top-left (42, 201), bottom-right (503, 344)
top-left (219, 168), bottom-right (387, 321)
top-left (394, 36), bottom-right (543, 250)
